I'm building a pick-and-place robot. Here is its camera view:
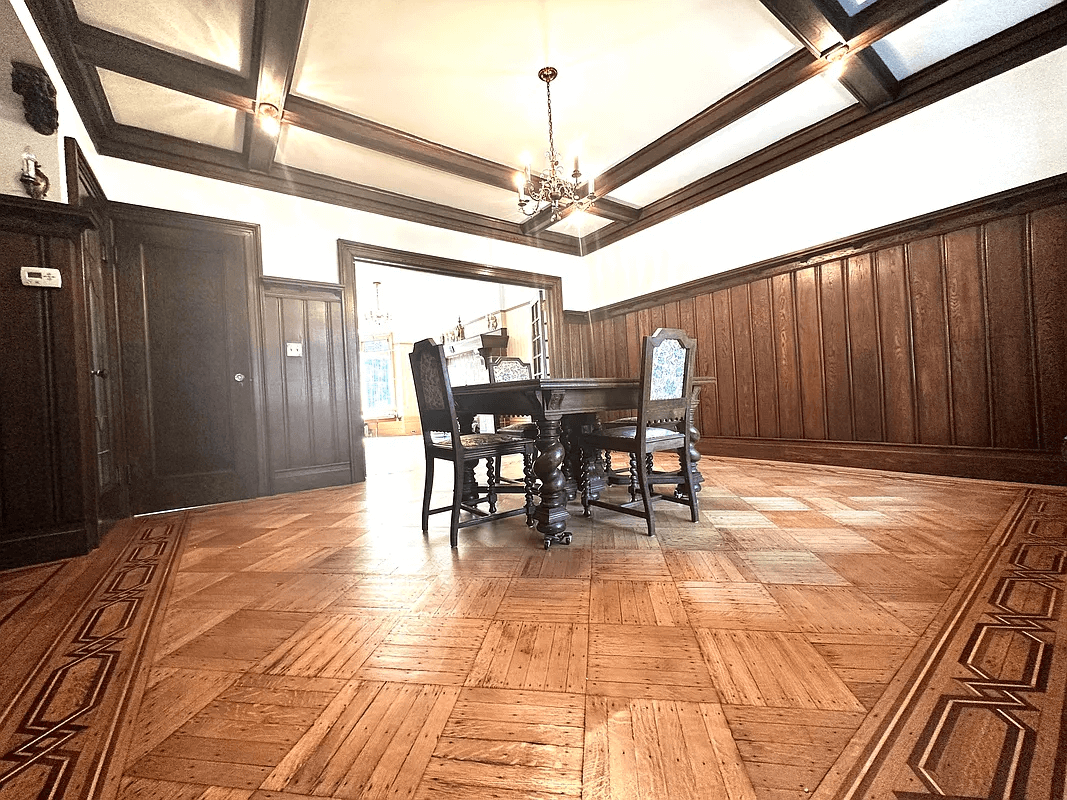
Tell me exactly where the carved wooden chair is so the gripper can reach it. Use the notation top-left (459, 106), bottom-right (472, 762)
top-left (579, 328), bottom-right (700, 537)
top-left (487, 356), bottom-right (539, 439)
top-left (409, 339), bottom-right (536, 547)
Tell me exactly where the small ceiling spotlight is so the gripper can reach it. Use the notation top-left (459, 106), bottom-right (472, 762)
top-left (257, 102), bottom-right (281, 135)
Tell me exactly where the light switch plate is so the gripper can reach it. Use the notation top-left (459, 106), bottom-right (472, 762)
top-left (21, 266), bottom-right (62, 288)
top-left (286, 342), bottom-right (303, 357)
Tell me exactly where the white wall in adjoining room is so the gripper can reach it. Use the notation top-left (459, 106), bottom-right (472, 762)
top-left (578, 44), bottom-right (1067, 311)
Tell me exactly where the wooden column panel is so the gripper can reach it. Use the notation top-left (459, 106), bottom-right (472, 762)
top-left (1030, 204), bottom-right (1067, 452)
top-left (730, 284), bottom-right (758, 437)
top-left (749, 279), bottom-right (779, 439)
top-left (875, 246), bottom-right (916, 444)
top-left (713, 290), bottom-right (738, 437)
top-left (907, 237), bottom-right (952, 445)
top-left (771, 273), bottom-right (802, 440)
top-left (795, 267), bottom-right (826, 440)
top-left (820, 261), bottom-right (852, 442)
top-left (846, 254), bottom-right (884, 442)
top-left (983, 216), bottom-right (1038, 449)
top-left (944, 228), bottom-right (991, 447)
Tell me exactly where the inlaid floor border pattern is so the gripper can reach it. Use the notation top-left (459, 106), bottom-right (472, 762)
top-left (0, 513), bottom-right (188, 800)
top-left (816, 488), bottom-right (1067, 799)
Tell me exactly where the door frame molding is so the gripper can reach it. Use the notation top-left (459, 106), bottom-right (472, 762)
top-left (336, 240), bottom-right (566, 480)
top-left (110, 201), bottom-right (270, 499)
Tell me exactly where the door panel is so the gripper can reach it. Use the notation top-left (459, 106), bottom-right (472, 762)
top-left (116, 218), bottom-right (260, 514)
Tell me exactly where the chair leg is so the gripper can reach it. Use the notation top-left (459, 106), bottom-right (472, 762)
top-left (450, 460), bottom-right (464, 548)
top-left (421, 457), bottom-right (434, 532)
top-left (636, 448), bottom-right (656, 537)
top-left (628, 453), bottom-right (639, 502)
top-left (486, 457), bottom-right (498, 513)
top-left (580, 446), bottom-right (592, 517)
top-left (523, 450), bottom-right (536, 526)
top-left (681, 446), bottom-right (700, 522)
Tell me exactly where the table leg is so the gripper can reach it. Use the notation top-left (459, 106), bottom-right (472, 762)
top-left (532, 417), bottom-right (571, 548)
top-left (458, 412), bottom-right (479, 503)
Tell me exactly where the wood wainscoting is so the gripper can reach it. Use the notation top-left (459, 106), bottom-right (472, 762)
top-left (563, 174), bottom-right (1067, 485)
top-left (261, 277), bottom-right (359, 494)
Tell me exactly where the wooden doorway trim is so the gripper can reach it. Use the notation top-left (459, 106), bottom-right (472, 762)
top-left (336, 241), bottom-right (564, 483)
top-left (337, 240), bottom-right (565, 368)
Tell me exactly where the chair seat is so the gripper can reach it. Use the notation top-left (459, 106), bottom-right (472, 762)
top-left (584, 425), bottom-right (685, 450)
top-left (602, 416), bottom-right (637, 427)
top-left (429, 432), bottom-right (535, 455)
top-left (497, 422), bottom-right (539, 438)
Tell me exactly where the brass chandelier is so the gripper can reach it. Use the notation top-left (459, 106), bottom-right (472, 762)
top-left (516, 67), bottom-right (596, 222)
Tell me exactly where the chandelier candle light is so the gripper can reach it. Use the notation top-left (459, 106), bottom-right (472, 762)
top-left (516, 67), bottom-right (595, 222)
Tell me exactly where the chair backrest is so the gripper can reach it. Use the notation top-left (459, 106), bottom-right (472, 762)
top-left (637, 328), bottom-right (696, 430)
top-left (409, 338), bottom-right (461, 446)
top-left (487, 356), bottom-right (533, 384)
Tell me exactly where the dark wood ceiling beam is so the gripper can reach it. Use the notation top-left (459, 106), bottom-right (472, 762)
top-left (758, 0), bottom-right (848, 56)
top-left (581, 4), bottom-right (1067, 255)
top-left (23, 0), bottom-right (115, 142)
top-left (73, 24), bottom-right (254, 111)
top-left (759, 0), bottom-right (898, 109)
top-left (846, 0), bottom-right (950, 49)
top-left (246, 0), bottom-right (310, 173)
top-left (282, 96), bottom-right (521, 190)
top-left (836, 47), bottom-right (899, 109)
top-left (597, 50), bottom-right (821, 196)
top-left (95, 125), bottom-right (580, 256)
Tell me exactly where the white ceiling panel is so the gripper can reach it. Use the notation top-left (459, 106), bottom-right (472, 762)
top-left (97, 69), bottom-right (245, 151)
top-left (872, 0), bottom-right (1063, 80)
top-left (546, 210), bottom-right (615, 238)
top-left (74, 0), bottom-right (253, 73)
top-left (835, 0), bottom-right (878, 16)
top-left (609, 73), bottom-right (857, 207)
top-left (291, 0), bottom-right (801, 173)
top-left (277, 125), bottom-right (528, 221)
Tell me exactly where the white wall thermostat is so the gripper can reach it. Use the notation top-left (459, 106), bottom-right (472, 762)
top-left (21, 267), bottom-right (62, 288)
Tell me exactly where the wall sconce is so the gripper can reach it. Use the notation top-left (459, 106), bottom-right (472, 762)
top-left (20, 150), bottom-right (49, 200)
top-left (257, 102), bottom-right (281, 136)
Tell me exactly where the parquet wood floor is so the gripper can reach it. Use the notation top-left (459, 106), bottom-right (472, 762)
top-left (2, 436), bottom-right (1063, 800)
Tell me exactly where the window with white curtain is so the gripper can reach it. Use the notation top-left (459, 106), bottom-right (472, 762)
top-left (360, 335), bottom-right (397, 418)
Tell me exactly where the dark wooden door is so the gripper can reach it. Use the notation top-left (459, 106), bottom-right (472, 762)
top-left (115, 214), bottom-right (261, 514)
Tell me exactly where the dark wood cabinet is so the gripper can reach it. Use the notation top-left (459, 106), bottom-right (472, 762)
top-left (0, 195), bottom-right (98, 569)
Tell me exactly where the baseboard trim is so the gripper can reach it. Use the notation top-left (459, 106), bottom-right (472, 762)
top-left (697, 437), bottom-right (1066, 485)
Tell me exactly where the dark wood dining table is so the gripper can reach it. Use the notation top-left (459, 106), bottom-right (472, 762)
top-left (452, 377), bottom-right (703, 547)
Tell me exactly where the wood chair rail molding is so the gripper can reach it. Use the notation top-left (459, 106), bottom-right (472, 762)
top-left (579, 172), bottom-right (1067, 322)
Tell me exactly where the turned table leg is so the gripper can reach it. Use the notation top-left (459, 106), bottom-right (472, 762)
top-left (532, 417), bottom-right (571, 548)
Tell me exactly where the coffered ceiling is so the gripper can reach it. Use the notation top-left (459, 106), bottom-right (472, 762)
top-left (25, 0), bottom-right (1067, 256)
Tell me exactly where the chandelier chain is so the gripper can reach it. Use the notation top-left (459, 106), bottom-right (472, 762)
top-left (516, 67), bottom-right (595, 222)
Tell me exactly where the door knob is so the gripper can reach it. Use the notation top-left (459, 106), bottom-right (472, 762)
top-left (234, 373), bottom-right (245, 382)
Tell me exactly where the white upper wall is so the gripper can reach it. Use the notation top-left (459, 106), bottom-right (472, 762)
top-left (581, 45), bottom-right (1067, 310)
top-left (4, 0), bottom-right (1066, 314)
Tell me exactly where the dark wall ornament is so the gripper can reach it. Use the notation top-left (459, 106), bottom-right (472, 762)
top-left (11, 61), bottom-right (59, 136)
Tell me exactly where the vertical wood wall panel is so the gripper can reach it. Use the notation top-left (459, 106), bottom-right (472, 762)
top-left (730, 284), bottom-right (757, 437)
top-left (749, 279), bottom-right (779, 439)
top-left (820, 261), bottom-right (852, 442)
top-left (573, 187), bottom-right (1066, 484)
top-left (907, 237), bottom-right (952, 444)
top-left (261, 280), bottom-right (353, 494)
top-left (713, 290), bottom-right (738, 437)
top-left (771, 273), bottom-right (802, 439)
top-left (695, 293), bottom-right (719, 438)
top-left (846, 254), bottom-right (883, 442)
top-left (795, 267), bottom-right (826, 440)
top-left (876, 247), bottom-right (916, 443)
top-left (982, 216), bottom-right (1037, 449)
top-left (943, 228), bottom-right (991, 447)
top-left (1030, 205), bottom-right (1067, 451)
